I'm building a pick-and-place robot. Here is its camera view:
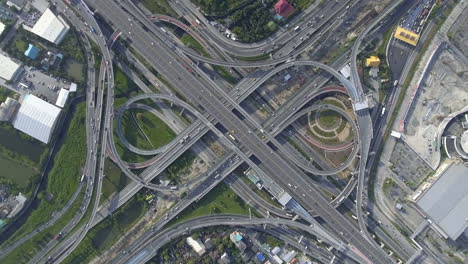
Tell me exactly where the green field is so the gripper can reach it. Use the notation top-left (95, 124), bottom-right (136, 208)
top-left (113, 66), bottom-right (140, 100)
top-left (192, 0), bottom-right (251, 16)
top-left (317, 110), bottom-right (342, 129)
top-left (141, 0), bottom-right (177, 16)
top-left (62, 194), bottom-right (148, 264)
top-left (0, 155), bottom-right (35, 187)
top-left (0, 123), bottom-right (45, 163)
top-left (134, 109), bottom-right (176, 149)
top-left (162, 150), bottom-right (196, 184)
top-left (180, 33), bottom-right (209, 56)
top-left (100, 159), bottom-right (131, 203)
top-left (115, 108), bottom-right (176, 160)
top-left (169, 183), bottom-right (253, 225)
top-left (1, 103), bottom-right (87, 247)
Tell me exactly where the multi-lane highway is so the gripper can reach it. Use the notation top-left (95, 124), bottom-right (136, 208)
top-left (86, 1), bottom-right (393, 263)
top-left (10, 0), bottom-right (424, 263)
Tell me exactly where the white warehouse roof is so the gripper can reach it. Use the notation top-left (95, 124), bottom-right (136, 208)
top-left (28, 8), bottom-right (70, 44)
top-left (0, 22), bottom-right (5, 36)
top-left (0, 53), bottom-right (21, 81)
top-left (13, 94), bottom-right (61, 143)
top-left (417, 163), bottom-right (468, 240)
top-left (55, 88), bottom-right (69, 108)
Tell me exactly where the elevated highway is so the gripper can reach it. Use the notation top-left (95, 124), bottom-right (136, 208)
top-left (91, 1), bottom-right (391, 262)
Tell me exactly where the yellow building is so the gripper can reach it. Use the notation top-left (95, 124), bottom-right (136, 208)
top-left (394, 26), bottom-right (420, 46)
top-left (365, 56), bottom-right (381, 67)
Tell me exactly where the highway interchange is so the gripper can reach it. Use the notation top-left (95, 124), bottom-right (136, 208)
top-left (0, 0), bottom-right (433, 263)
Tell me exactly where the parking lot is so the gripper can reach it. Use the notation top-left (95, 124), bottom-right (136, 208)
top-left (0, 66), bottom-right (73, 104)
top-left (389, 140), bottom-right (434, 190)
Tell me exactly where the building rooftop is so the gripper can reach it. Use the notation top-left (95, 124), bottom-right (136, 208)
top-left (13, 94), bottom-right (61, 143)
top-left (186, 237), bottom-right (206, 256)
top-left (55, 88), bottom-right (69, 108)
top-left (24, 44), bottom-right (40, 59)
top-left (0, 22), bottom-right (5, 36)
top-left (26, 8), bottom-right (70, 44)
top-left (365, 56), bottom-right (381, 67)
top-left (416, 162), bottom-right (468, 240)
top-left (274, 0), bottom-right (295, 18)
top-left (339, 64), bottom-right (351, 79)
top-left (0, 53), bottom-right (21, 81)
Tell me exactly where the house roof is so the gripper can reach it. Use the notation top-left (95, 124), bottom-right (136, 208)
top-left (274, 0), bottom-right (295, 18)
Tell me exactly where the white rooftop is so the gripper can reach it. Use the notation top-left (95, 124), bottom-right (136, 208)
top-left (69, 82), bottom-right (77, 92)
top-left (55, 88), bottom-right (69, 108)
top-left (339, 64), bottom-right (351, 79)
top-left (417, 163), bottom-right (468, 240)
top-left (28, 8), bottom-right (70, 44)
top-left (13, 94), bottom-right (61, 143)
top-left (0, 53), bottom-right (21, 81)
top-left (461, 130), bottom-right (468, 154)
top-left (0, 22), bottom-right (5, 36)
top-left (391, 131), bottom-right (402, 139)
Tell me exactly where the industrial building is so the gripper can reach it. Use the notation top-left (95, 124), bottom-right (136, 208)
top-left (55, 88), bottom-right (69, 108)
top-left (416, 162), bottom-right (468, 240)
top-left (13, 94), bottom-right (61, 144)
top-left (0, 53), bottom-right (22, 81)
top-left (23, 8), bottom-right (70, 45)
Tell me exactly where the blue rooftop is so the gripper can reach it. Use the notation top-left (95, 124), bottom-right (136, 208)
top-left (256, 252), bottom-right (266, 261)
top-left (24, 44), bottom-right (40, 59)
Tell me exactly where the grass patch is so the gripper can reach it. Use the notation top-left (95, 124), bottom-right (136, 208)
top-left (62, 194), bottom-right (148, 264)
top-left (317, 110), bottom-right (341, 129)
top-left (232, 52), bottom-right (270, 61)
top-left (113, 66), bottom-right (140, 99)
top-left (100, 159), bottom-right (131, 203)
top-left (289, 0), bottom-right (316, 10)
top-left (141, 0), bottom-right (177, 16)
top-left (180, 33), bottom-right (209, 57)
top-left (135, 110), bottom-right (176, 149)
top-left (193, 0), bottom-right (251, 16)
top-left (169, 183), bottom-right (253, 225)
top-left (163, 150), bottom-right (196, 184)
top-left (320, 99), bottom-right (345, 109)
